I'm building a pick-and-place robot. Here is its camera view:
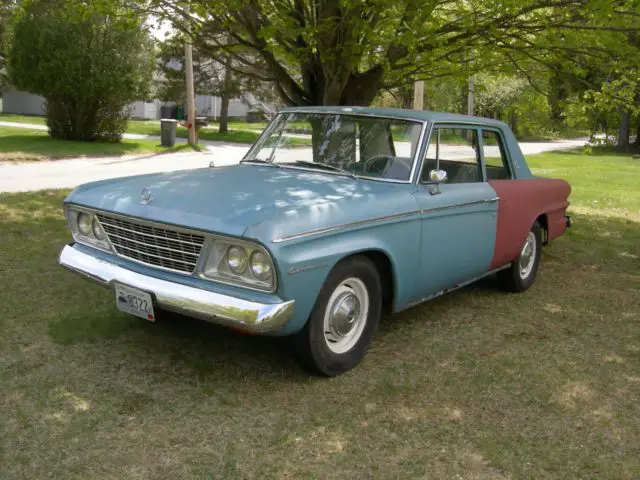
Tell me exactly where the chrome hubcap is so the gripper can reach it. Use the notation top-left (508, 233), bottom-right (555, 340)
top-left (329, 292), bottom-right (361, 336)
top-left (323, 278), bottom-right (369, 354)
top-left (519, 232), bottom-right (537, 279)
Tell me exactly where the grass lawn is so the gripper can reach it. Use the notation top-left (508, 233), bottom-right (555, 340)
top-left (0, 126), bottom-right (201, 162)
top-left (1, 150), bottom-right (639, 479)
top-left (0, 113), bottom-right (265, 144)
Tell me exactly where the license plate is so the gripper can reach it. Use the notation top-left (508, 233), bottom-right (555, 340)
top-left (115, 283), bottom-right (155, 322)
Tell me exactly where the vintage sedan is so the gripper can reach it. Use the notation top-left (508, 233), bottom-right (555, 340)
top-left (59, 107), bottom-right (572, 375)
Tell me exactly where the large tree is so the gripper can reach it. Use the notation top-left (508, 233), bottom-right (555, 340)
top-left (7, 0), bottom-right (155, 141)
top-left (145, 0), bottom-right (638, 107)
top-left (0, 0), bottom-right (20, 89)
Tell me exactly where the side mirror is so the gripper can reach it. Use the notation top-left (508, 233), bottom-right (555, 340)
top-left (429, 169), bottom-right (447, 182)
top-left (428, 169), bottom-right (447, 195)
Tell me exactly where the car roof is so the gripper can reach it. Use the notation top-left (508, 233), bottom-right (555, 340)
top-left (278, 106), bottom-right (507, 127)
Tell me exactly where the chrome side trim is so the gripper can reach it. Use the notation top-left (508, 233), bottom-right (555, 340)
top-left (272, 209), bottom-right (422, 243)
top-left (272, 196), bottom-right (500, 243)
top-left (288, 263), bottom-right (328, 275)
top-left (59, 244), bottom-right (294, 333)
top-left (423, 197), bottom-right (500, 214)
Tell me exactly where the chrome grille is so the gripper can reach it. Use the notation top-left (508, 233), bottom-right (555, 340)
top-left (96, 213), bottom-right (205, 274)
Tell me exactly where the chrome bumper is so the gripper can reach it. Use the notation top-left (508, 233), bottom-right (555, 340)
top-left (59, 244), bottom-right (294, 333)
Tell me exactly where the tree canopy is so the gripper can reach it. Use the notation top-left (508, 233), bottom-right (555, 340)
top-left (146, 0), bottom-right (639, 107)
top-left (0, 0), bottom-right (20, 89)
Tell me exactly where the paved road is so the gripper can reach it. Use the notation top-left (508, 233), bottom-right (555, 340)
top-left (0, 120), bottom-right (588, 193)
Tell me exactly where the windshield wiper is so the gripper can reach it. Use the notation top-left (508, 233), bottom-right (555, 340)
top-left (291, 160), bottom-right (358, 179)
top-left (240, 158), bottom-right (281, 168)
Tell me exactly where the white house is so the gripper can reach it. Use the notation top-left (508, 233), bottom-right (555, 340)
top-left (1, 87), bottom-right (265, 120)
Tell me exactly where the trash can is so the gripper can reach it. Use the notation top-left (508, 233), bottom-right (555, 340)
top-left (160, 105), bottom-right (176, 119)
top-left (176, 105), bottom-right (185, 121)
top-left (160, 119), bottom-right (178, 147)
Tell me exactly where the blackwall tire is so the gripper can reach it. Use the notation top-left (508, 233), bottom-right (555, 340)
top-left (293, 256), bottom-right (382, 376)
top-left (497, 222), bottom-right (543, 293)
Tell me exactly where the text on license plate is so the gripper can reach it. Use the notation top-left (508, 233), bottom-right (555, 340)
top-left (115, 283), bottom-right (155, 322)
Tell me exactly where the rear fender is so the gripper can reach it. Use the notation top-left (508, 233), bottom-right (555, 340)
top-left (489, 178), bottom-right (571, 269)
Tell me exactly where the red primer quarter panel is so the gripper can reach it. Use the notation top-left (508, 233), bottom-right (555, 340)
top-left (489, 178), bottom-right (571, 269)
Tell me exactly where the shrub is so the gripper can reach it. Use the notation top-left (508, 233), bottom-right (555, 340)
top-left (6, 0), bottom-right (154, 142)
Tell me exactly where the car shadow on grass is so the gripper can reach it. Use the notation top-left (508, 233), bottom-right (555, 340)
top-left (48, 302), bottom-right (311, 382)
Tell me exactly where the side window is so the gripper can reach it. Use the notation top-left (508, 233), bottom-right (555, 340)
top-left (421, 127), bottom-right (481, 184)
top-left (482, 130), bottom-right (511, 180)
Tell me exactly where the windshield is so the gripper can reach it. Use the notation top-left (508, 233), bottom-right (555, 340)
top-left (244, 112), bottom-right (424, 182)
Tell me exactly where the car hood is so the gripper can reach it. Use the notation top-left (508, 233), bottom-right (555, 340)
top-left (65, 164), bottom-right (417, 241)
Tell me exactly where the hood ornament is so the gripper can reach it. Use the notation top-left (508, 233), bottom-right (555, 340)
top-left (140, 187), bottom-right (153, 205)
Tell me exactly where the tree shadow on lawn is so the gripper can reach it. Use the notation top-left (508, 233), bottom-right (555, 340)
top-left (0, 134), bottom-right (194, 162)
top-left (48, 299), bottom-right (309, 383)
top-left (0, 134), bottom-right (144, 158)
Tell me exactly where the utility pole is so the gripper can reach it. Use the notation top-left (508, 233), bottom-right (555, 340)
top-left (185, 43), bottom-right (197, 146)
top-left (413, 80), bottom-right (424, 110)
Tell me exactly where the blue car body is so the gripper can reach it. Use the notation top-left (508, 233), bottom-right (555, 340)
top-left (61, 107), bottom-right (566, 337)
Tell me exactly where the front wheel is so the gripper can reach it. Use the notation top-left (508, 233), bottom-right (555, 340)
top-left (294, 256), bottom-right (382, 376)
top-left (497, 221), bottom-right (543, 292)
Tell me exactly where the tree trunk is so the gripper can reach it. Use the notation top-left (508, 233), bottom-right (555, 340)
top-left (635, 117), bottom-right (640, 147)
top-left (218, 55), bottom-right (233, 134)
top-left (276, 63), bottom-right (384, 106)
top-left (400, 86), bottom-right (413, 109)
top-left (510, 111), bottom-right (518, 137)
top-left (548, 70), bottom-right (568, 130)
top-left (218, 93), bottom-right (230, 134)
top-left (618, 110), bottom-right (630, 148)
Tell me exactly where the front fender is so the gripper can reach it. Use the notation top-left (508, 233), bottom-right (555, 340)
top-left (263, 215), bottom-right (423, 335)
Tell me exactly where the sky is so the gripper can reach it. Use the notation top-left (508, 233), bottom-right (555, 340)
top-left (148, 17), bottom-right (173, 41)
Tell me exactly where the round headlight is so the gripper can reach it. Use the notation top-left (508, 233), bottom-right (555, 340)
top-left (92, 218), bottom-right (106, 241)
top-left (77, 213), bottom-right (92, 235)
top-left (250, 251), bottom-right (272, 281)
top-left (226, 246), bottom-right (248, 274)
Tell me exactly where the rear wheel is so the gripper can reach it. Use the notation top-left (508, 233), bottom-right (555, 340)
top-left (294, 256), bottom-right (382, 376)
top-left (497, 222), bottom-right (543, 292)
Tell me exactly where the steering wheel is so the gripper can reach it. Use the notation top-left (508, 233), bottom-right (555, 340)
top-left (361, 154), bottom-right (392, 174)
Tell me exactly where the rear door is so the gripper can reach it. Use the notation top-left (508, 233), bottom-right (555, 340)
top-left (480, 128), bottom-right (533, 269)
top-left (482, 128), bottom-right (570, 268)
top-left (412, 125), bottom-right (499, 299)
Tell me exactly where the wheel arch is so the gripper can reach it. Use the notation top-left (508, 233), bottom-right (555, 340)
top-left (271, 220), bottom-right (421, 335)
top-left (333, 249), bottom-right (396, 315)
top-left (535, 212), bottom-right (549, 244)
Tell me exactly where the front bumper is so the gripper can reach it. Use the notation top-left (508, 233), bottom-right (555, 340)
top-left (59, 244), bottom-right (295, 333)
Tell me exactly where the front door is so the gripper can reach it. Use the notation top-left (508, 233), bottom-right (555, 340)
top-left (412, 125), bottom-right (499, 299)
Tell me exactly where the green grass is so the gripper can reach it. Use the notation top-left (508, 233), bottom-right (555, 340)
top-left (0, 113), bottom-right (49, 125)
top-left (0, 113), bottom-right (264, 144)
top-left (0, 126), bottom-right (202, 162)
top-left (527, 149), bottom-right (640, 216)
top-left (1, 150), bottom-right (639, 478)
